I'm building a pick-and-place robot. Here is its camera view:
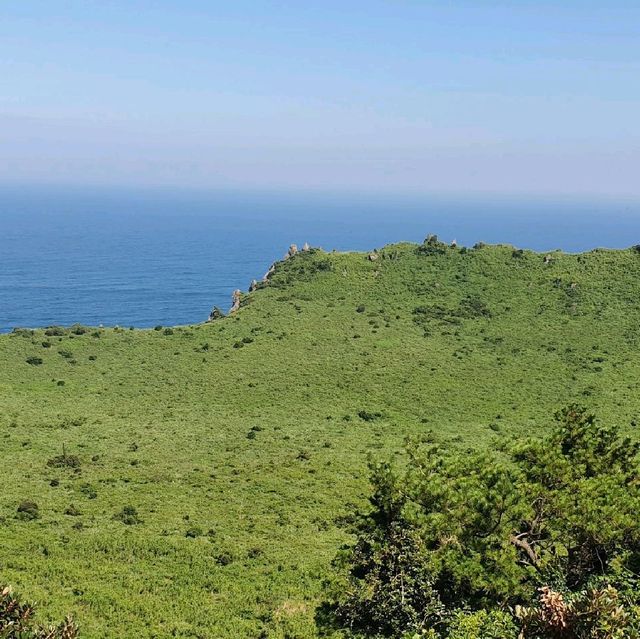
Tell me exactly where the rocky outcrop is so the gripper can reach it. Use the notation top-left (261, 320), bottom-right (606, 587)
top-left (367, 252), bottom-right (378, 261)
top-left (284, 244), bottom-right (298, 260)
top-left (230, 289), bottom-right (242, 313)
top-left (263, 263), bottom-right (276, 282)
top-left (208, 306), bottom-right (224, 321)
top-left (208, 242), bottom-right (316, 321)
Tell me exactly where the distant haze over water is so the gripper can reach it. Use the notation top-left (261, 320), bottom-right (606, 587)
top-left (1, 185), bottom-right (639, 333)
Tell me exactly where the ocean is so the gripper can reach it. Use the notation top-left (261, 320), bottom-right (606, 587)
top-left (1, 185), bottom-right (639, 333)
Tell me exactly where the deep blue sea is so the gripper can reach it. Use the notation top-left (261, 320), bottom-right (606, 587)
top-left (1, 185), bottom-right (640, 333)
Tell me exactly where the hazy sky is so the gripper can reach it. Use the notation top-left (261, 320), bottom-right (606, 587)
top-left (2, 1), bottom-right (639, 198)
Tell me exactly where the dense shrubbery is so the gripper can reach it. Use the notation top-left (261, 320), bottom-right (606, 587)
top-left (47, 446), bottom-right (81, 469)
top-left (325, 406), bottom-right (640, 638)
top-left (44, 326), bottom-right (66, 336)
top-left (113, 505), bottom-right (142, 525)
top-left (0, 585), bottom-right (78, 637)
top-left (16, 501), bottom-right (40, 521)
top-left (417, 235), bottom-right (448, 256)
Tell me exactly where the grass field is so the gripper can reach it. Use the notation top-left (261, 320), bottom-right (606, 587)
top-left (2, 240), bottom-right (640, 637)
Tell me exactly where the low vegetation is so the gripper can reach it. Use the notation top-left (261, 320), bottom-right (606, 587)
top-left (2, 240), bottom-right (640, 637)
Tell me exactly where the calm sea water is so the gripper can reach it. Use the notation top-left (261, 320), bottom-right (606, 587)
top-left (1, 185), bottom-right (639, 333)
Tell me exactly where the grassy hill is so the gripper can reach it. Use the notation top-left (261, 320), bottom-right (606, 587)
top-left (2, 240), bottom-right (640, 638)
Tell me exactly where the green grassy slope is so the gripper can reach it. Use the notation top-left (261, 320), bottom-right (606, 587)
top-left (2, 241), bottom-right (640, 638)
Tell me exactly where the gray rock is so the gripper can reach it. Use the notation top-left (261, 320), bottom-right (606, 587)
top-left (263, 263), bottom-right (276, 282)
top-left (230, 289), bottom-right (242, 313)
top-left (284, 244), bottom-right (298, 260)
top-left (208, 306), bottom-right (224, 321)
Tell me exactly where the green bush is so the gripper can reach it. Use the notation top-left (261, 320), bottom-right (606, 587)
top-left (446, 609), bottom-right (517, 639)
top-left (64, 504), bottom-right (82, 517)
top-left (44, 326), bottom-right (66, 336)
top-left (113, 505), bottom-right (142, 525)
top-left (417, 235), bottom-right (448, 256)
top-left (70, 324), bottom-right (88, 335)
top-left (216, 552), bottom-right (233, 566)
top-left (79, 483), bottom-right (97, 499)
top-left (16, 501), bottom-right (40, 521)
top-left (357, 410), bottom-right (383, 422)
top-left (47, 446), bottom-right (81, 469)
top-left (25, 356), bottom-right (43, 366)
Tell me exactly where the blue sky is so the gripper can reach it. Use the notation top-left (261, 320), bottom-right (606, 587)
top-left (1, 1), bottom-right (639, 198)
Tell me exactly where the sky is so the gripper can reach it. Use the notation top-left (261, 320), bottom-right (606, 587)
top-left (1, 1), bottom-right (639, 199)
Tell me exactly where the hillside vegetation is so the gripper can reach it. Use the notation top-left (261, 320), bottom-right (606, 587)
top-left (2, 240), bottom-right (640, 638)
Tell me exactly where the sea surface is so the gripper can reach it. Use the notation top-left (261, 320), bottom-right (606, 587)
top-left (1, 185), bottom-right (640, 333)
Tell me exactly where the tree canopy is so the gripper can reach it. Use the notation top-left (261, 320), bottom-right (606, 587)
top-left (326, 406), bottom-right (640, 638)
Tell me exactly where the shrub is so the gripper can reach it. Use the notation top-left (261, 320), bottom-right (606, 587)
top-left (356, 305), bottom-right (366, 313)
top-left (515, 584), bottom-right (640, 639)
top-left (70, 324), bottom-right (88, 335)
top-left (417, 234), bottom-right (448, 256)
top-left (44, 326), bottom-right (66, 336)
top-left (25, 356), bottom-right (43, 366)
top-left (113, 505), bottom-right (142, 525)
top-left (447, 609), bottom-right (517, 639)
top-left (11, 328), bottom-right (34, 337)
top-left (79, 483), bottom-right (97, 499)
top-left (16, 501), bottom-right (39, 521)
top-left (59, 416), bottom-right (87, 429)
top-left (163, 328), bottom-right (174, 335)
top-left (458, 296), bottom-right (491, 319)
top-left (216, 552), bottom-right (233, 566)
top-left (0, 585), bottom-right (78, 638)
top-left (357, 410), bottom-right (383, 422)
top-left (64, 504), bottom-right (82, 516)
top-left (47, 446), bottom-right (81, 469)
top-left (185, 526), bottom-right (203, 538)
